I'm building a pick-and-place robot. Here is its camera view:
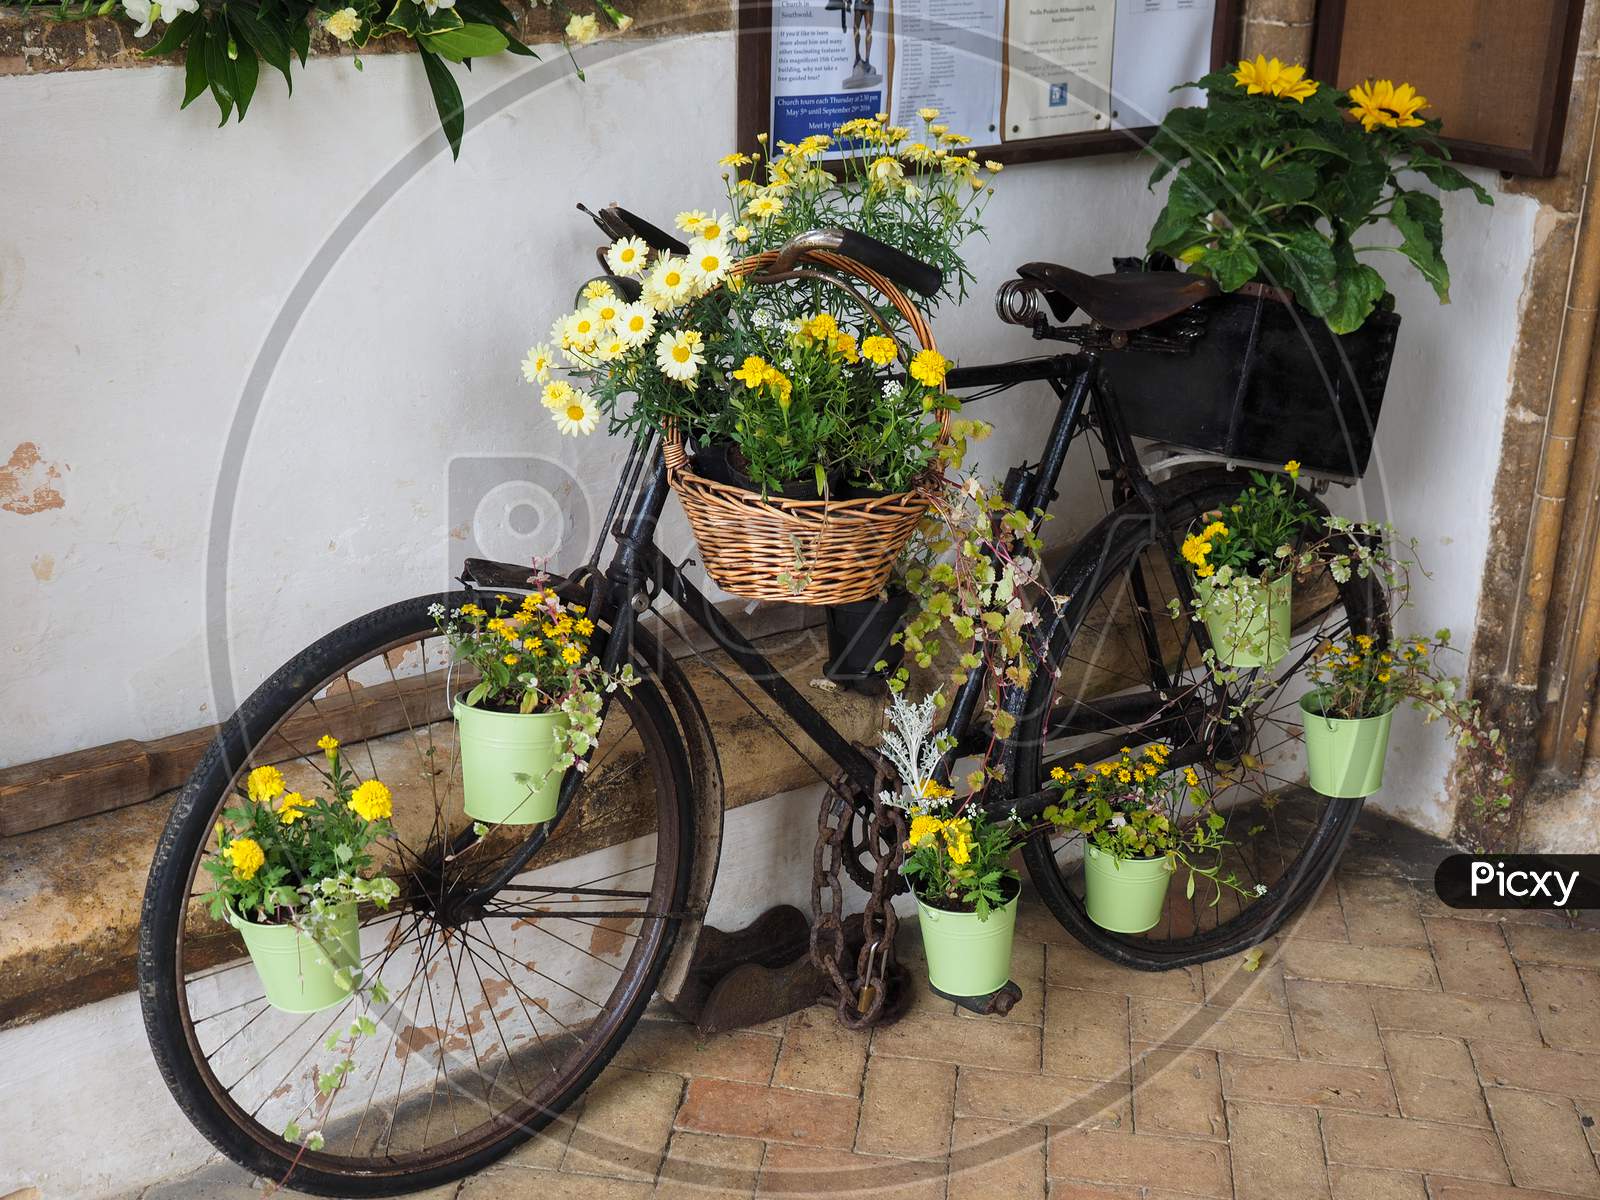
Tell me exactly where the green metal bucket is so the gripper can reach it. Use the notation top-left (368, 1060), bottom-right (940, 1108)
top-left (1301, 691), bottom-right (1395, 798)
top-left (234, 903), bottom-right (360, 1014)
top-left (1084, 845), bottom-right (1174, 933)
top-left (454, 698), bottom-right (567, 826)
top-left (915, 892), bottom-right (1018, 997)
top-left (1198, 572), bottom-right (1292, 668)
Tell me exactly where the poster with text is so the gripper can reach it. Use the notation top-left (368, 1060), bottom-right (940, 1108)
top-left (1002, 0), bottom-right (1115, 140)
top-left (1109, 0), bottom-right (1213, 129)
top-left (887, 0), bottom-right (1004, 143)
top-left (771, 0), bottom-right (891, 156)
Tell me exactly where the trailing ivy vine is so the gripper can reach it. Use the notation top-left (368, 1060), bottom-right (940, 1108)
top-left (6, 0), bottom-right (628, 157)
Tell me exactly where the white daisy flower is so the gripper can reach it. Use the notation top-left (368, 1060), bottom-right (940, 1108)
top-left (591, 295), bottom-right (623, 329)
top-left (605, 237), bottom-right (650, 277)
top-left (594, 335), bottom-right (630, 361)
top-left (582, 279), bottom-right (615, 302)
top-left (563, 307), bottom-right (603, 350)
top-left (553, 389), bottom-right (600, 435)
top-left (675, 210), bottom-right (709, 234)
top-left (521, 343), bottom-right (555, 384)
top-left (646, 257), bottom-right (694, 308)
top-left (695, 212), bottom-right (733, 242)
top-left (655, 329), bottom-right (705, 383)
top-left (687, 239), bottom-right (731, 291)
top-left (614, 302), bottom-right (656, 347)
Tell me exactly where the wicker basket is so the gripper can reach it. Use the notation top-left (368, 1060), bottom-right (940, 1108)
top-left (663, 248), bottom-right (946, 605)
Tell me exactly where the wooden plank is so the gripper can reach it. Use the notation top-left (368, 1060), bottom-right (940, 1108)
top-left (0, 668), bottom-right (454, 837)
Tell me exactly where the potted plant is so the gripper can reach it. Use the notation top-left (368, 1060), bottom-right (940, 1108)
top-left (1100, 59), bottom-right (1493, 479)
top-left (432, 582), bottom-right (636, 826)
top-left (201, 738), bottom-right (401, 1013)
top-left (523, 113), bottom-right (999, 604)
top-left (1179, 462), bottom-right (1313, 668)
top-left (822, 586), bottom-right (910, 687)
top-left (1301, 629), bottom-right (1491, 798)
top-left (878, 692), bottom-right (1020, 998)
top-left (1043, 746), bottom-right (1259, 933)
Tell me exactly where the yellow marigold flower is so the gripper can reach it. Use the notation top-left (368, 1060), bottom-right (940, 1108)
top-left (247, 765), bottom-right (285, 804)
top-left (1180, 534), bottom-right (1212, 566)
top-left (918, 778), bottom-right (955, 800)
top-left (830, 331), bottom-right (859, 363)
top-left (733, 354), bottom-right (770, 389)
top-left (227, 837), bottom-right (265, 880)
top-left (1355, 634), bottom-right (1375, 650)
top-left (1202, 521), bottom-right (1228, 539)
top-left (907, 813), bottom-right (943, 848)
top-left (278, 792), bottom-right (310, 826)
top-left (562, 644), bottom-right (583, 665)
top-left (1184, 767), bottom-right (1200, 787)
top-left (1413, 642), bottom-right (1428, 657)
top-left (908, 349), bottom-right (949, 388)
top-left (317, 734), bottom-right (339, 754)
top-left (942, 820), bottom-right (974, 865)
top-left (1196, 564), bottom-right (1215, 578)
top-left (348, 779), bottom-right (393, 823)
top-left (1284, 459), bottom-right (1301, 478)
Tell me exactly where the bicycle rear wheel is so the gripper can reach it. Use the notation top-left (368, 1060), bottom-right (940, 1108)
top-left (139, 589), bottom-right (694, 1195)
top-left (1018, 470), bottom-right (1385, 968)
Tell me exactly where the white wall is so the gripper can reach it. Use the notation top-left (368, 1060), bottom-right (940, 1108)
top-left (0, 34), bottom-right (1537, 835)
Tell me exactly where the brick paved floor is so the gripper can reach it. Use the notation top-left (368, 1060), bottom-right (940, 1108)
top-left (137, 811), bottom-right (1600, 1200)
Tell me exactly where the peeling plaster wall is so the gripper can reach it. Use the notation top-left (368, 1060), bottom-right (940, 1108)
top-left (0, 33), bottom-right (1542, 839)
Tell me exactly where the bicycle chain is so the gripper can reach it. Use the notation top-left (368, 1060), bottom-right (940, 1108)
top-left (810, 768), bottom-right (907, 1030)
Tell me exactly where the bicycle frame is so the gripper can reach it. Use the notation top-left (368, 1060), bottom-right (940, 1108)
top-left (456, 343), bottom-right (1208, 907)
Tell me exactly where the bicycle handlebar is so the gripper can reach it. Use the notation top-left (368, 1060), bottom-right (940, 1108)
top-left (770, 228), bottom-right (942, 298)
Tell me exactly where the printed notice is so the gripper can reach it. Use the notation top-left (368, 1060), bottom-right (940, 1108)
top-left (770, 0), bottom-right (890, 157)
top-left (1002, 0), bottom-right (1115, 140)
top-left (887, 0), bottom-right (1004, 143)
top-left (1109, 0), bottom-right (1213, 129)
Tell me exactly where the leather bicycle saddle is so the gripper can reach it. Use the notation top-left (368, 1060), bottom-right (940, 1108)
top-left (1016, 262), bottom-right (1220, 331)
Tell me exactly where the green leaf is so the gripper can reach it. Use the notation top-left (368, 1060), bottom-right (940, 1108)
top-left (1409, 155), bottom-right (1493, 205)
top-left (231, 35), bottom-right (259, 120)
top-left (203, 19), bottom-right (235, 124)
top-left (1391, 191), bottom-right (1450, 301)
top-left (419, 47), bottom-right (465, 158)
top-left (1198, 239), bottom-right (1260, 292)
top-left (1257, 159), bottom-right (1318, 207)
top-left (181, 26), bottom-right (209, 108)
top-left (228, 4), bottom-right (293, 93)
top-left (289, 14), bottom-right (311, 65)
top-left (1241, 946), bottom-right (1264, 972)
top-left (142, 8), bottom-right (196, 57)
top-left (1273, 228), bottom-right (1339, 317)
top-left (1325, 240), bottom-right (1388, 333)
top-left (421, 21), bottom-right (509, 61)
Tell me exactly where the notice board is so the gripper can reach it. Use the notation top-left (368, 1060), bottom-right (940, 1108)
top-left (1312, 0), bottom-right (1586, 176)
top-left (737, 0), bottom-right (1242, 166)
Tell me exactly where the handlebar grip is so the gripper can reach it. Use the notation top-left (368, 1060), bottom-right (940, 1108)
top-left (833, 229), bottom-right (942, 298)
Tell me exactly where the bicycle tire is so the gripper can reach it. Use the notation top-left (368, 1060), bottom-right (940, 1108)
top-left (139, 589), bottom-right (695, 1195)
top-left (1018, 470), bottom-right (1384, 969)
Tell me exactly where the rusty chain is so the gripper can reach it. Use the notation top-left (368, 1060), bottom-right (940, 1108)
top-left (810, 769), bottom-right (906, 1030)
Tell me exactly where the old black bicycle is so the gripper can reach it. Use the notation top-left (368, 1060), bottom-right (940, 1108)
top-left (139, 209), bottom-right (1385, 1194)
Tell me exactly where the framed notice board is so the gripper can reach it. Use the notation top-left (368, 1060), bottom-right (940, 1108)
top-left (736, 0), bottom-right (1242, 167)
top-left (1311, 0), bottom-right (1586, 176)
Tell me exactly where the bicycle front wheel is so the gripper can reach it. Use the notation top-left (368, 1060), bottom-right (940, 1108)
top-left (139, 590), bottom-right (695, 1195)
top-left (1017, 470), bottom-right (1385, 969)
